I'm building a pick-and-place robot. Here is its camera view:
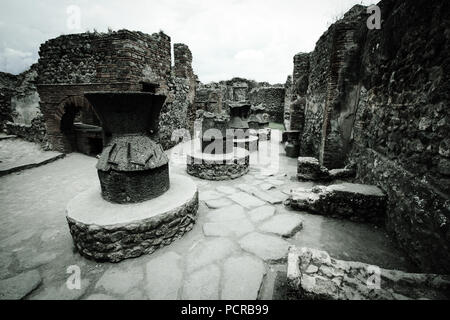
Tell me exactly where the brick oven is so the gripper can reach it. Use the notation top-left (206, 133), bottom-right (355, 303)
top-left (36, 30), bottom-right (173, 154)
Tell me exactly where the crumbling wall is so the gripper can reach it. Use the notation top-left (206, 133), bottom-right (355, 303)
top-left (290, 53), bottom-right (310, 132)
top-left (195, 77), bottom-right (285, 123)
top-left (294, 0), bottom-right (450, 273)
top-left (284, 76), bottom-right (293, 130)
top-left (1, 65), bottom-right (48, 146)
top-left (350, 0), bottom-right (450, 273)
top-left (173, 43), bottom-right (197, 136)
top-left (35, 30), bottom-right (197, 152)
top-left (299, 6), bottom-right (366, 167)
top-left (0, 72), bottom-right (16, 129)
top-left (38, 30), bottom-right (171, 87)
top-left (248, 86), bottom-right (285, 123)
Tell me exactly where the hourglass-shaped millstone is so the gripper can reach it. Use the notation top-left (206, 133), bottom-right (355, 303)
top-left (248, 104), bottom-right (270, 130)
top-left (200, 112), bottom-right (234, 154)
top-left (84, 92), bottom-right (170, 204)
top-left (229, 102), bottom-right (251, 139)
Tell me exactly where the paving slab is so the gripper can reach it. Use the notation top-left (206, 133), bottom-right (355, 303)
top-left (0, 270), bottom-right (42, 300)
top-left (228, 191), bottom-right (265, 209)
top-left (203, 219), bottom-right (255, 238)
top-left (248, 205), bottom-right (276, 223)
top-left (95, 266), bottom-right (144, 296)
top-left (222, 255), bottom-right (266, 300)
top-left (145, 252), bottom-right (183, 300)
top-left (30, 279), bottom-right (90, 300)
top-left (0, 138), bottom-right (65, 177)
top-left (216, 186), bottom-right (238, 195)
top-left (239, 232), bottom-right (291, 262)
top-left (205, 198), bottom-right (234, 209)
top-left (260, 183), bottom-right (275, 191)
top-left (259, 214), bottom-right (304, 237)
top-left (186, 238), bottom-right (239, 272)
top-left (237, 184), bottom-right (286, 205)
top-left (199, 190), bottom-right (223, 201)
top-left (206, 205), bottom-right (246, 222)
top-left (182, 264), bottom-right (221, 300)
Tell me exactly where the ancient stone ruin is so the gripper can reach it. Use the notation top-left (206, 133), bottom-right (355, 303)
top-left (0, 0), bottom-right (449, 302)
top-left (66, 90), bottom-right (199, 262)
top-left (186, 110), bottom-right (250, 181)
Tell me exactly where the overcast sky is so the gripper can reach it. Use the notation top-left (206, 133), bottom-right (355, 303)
top-left (0, 0), bottom-right (373, 83)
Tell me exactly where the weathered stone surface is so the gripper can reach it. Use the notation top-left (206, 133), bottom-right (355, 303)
top-left (204, 198), bottom-right (234, 209)
top-left (187, 147), bottom-right (250, 181)
top-left (297, 157), bottom-right (329, 181)
top-left (216, 186), bottom-right (238, 195)
top-left (2, 230), bottom-right (34, 247)
top-left (222, 255), bottom-right (266, 300)
top-left (17, 251), bottom-right (58, 270)
top-left (0, 270), bottom-right (42, 300)
top-left (206, 205), bottom-right (246, 222)
top-left (182, 264), bottom-right (221, 300)
top-left (0, 252), bottom-right (13, 279)
top-left (186, 238), bottom-right (239, 272)
top-left (328, 168), bottom-right (356, 180)
top-left (66, 174), bottom-right (198, 262)
top-left (248, 205), bottom-right (276, 223)
top-left (31, 279), bottom-right (90, 300)
top-left (289, 0), bottom-right (450, 273)
top-left (203, 219), bottom-right (254, 238)
top-left (287, 183), bottom-right (386, 224)
top-left (239, 232), bottom-right (290, 262)
top-left (259, 183), bottom-right (275, 191)
top-left (144, 252), bottom-right (183, 300)
top-left (228, 192), bottom-right (265, 209)
top-left (266, 178), bottom-right (285, 186)
top-left (259, 214), bottom-right (303, 237)
top-left (287, 247), bottom-right (450, 300)
top-left (199, 190), bottom-right (223, 201)
top-left (95, 266), bottom-right (144, 296)
top-left (237, 184), bottom-right (286, 205)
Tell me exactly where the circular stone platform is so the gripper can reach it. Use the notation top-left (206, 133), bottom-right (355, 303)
top-left (233, 135), bottom-right (259, 152)
top-left (186, 147), bottom-right (250, 181)
top-left (66, 174), bottom-right (198, 262)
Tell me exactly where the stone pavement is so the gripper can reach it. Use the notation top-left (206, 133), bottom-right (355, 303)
top-left (0, 138), bottom-right (64, 176)
top-left (0, 130), bottom-right (415, 300)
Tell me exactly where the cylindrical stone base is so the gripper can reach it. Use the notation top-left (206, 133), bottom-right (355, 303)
top-left (66, 174), bottom-right (198, 263)
top-left (186, 147), bottom-right (250, 181)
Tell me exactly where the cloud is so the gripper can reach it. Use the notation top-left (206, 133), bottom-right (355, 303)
top-left (234, 50), bottom-right (265, 62)
top-left (0, 0), bottom-right (374, 82)
top-left (0, 47), bottom-right (35, 74)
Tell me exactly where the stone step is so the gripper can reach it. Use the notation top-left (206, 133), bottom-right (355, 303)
top-left (286, 247), bottom-right (450, 300)
top-left (286, 182), bottom-right (386, 224)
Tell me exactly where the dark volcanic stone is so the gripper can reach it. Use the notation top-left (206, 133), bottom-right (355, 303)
top-left (85, 91), bottom-right (169, 204)
top-left (98, 164), bottom-right (170, 204)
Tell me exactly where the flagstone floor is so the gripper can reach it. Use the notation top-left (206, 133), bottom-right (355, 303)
top-left (0, 131), bottom-right (415, 300)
